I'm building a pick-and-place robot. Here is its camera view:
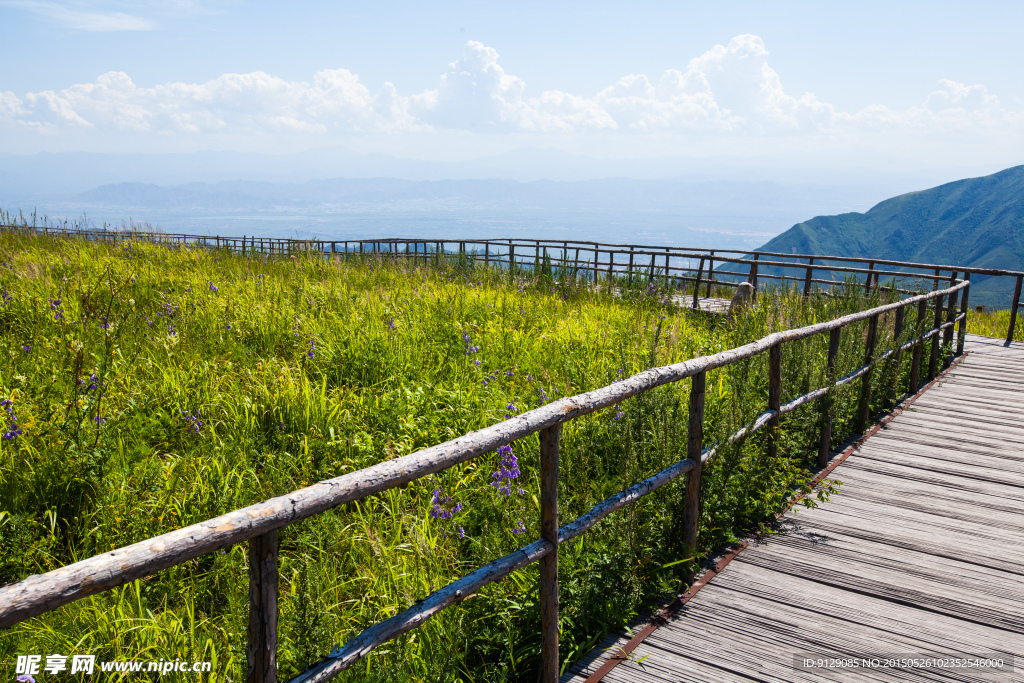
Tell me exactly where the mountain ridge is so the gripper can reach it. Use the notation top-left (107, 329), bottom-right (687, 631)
top-left (755, 165), bottom-right (1024, 308)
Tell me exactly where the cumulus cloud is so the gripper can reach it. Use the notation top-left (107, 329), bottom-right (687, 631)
top-left (2, 69), bottom-right (425, 136)
top-left (1, 35), bottom-right (1019, 144)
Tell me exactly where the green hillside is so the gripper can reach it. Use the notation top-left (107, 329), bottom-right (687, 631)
top-left (755, 165), bottom-right (1024, 309)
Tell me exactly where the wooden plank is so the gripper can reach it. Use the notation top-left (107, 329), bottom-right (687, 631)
top-left (863, 435), bottom-right (1024, 473)
top-left (839, 456), bottom-right (1024, 502)
top-left (757, 506), bottom-right (1024, 577)
top-left (710, 567), bottom-right (1024, 656)
top-left (731, 545), bottom-right (1024, 632)
top-left (815, 470), bottom-right (1024, 529)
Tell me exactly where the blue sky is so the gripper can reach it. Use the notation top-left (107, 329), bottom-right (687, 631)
top-left (2, 0), bottom-right (1022, 175)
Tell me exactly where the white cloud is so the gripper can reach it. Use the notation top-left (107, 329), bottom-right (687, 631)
top-left (1, 35), bottom-right (1020, 149)
top-left (2, 68), bottom-right (425, 137)
top-left (4, 1), bottom-right (154, 31)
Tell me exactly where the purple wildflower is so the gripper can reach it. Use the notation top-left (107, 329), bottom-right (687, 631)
top-left (491, 444), bottom-right (521, 496)
top-left (1, 399), bottom-right (21, 440)
top-left (17, 675), bottom-right (35, 683)
top-left (208, 281), bottom-right (219, 292)
top-left (182, 409), bottom-right (203, 434)
top-left (429, 487), bottom-right (465, 537)
top-left (48, 296), bottom-right (65, 321)
top-left (307, 340), bottom-right (315, 359)
top-left (504, 403), bottom-right (517, 420)
top-left (614, 411), bottom-right (625, 421)
top-left (512, 522), bottom-right (526, 535)
top-left (462, 332), bottom-right (479, 355)
top-left (387, 318), bottom-right (395, 331)
top-left (21, 345), bottom-right (30, 353)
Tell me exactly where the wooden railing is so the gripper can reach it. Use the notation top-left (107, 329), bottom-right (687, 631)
top-left (0, 222), bottom-right (976, 683)
top-left (4, 224), bottom-right (1023, 337)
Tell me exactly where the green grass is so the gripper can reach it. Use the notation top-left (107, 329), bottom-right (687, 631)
top-left (0, 231), bottom-right (953, 682)
top-left (967, 306), bottom-right (1023, 341)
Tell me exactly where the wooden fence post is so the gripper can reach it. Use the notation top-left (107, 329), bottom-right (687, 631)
top-left (864, 262), bottom-right (875, 294)
top-left (682, 371), bottom-right (706, 552)
top-left (749, 253), bottom-right (759, 299)
top-left (705, 251), bottom-right (714, 298)
top-left (957, 273), bottom-right (971, 356)
top-left (648, 253), bottom-right (655, 282)
top-left (691, 258), bottom-right (705, 310)
top-left (803, 257), bottom-right (814, 296)
top-left (509, 244), bottom-right (515, 274)
top-left (592, 248), bottom-right (599, 284)
top-left (539, 425), bottom-right (561, 683)
top-left (818, 327), bottom-right (841, 467)
top-left (767, 343), bottom-right (782, 459)
top-left (664, 250), bottom-right (670, 285)
top-left (909, 298), bottom-right (927, 393)
top-left (928, 286), bottom-right (944, 381)
top-left (628, 248), bottom-right (635, 284)
top-left (1006, 275), bottom-right (1022, 345)
top-left (485, 243), bottom-right (490, 269)
top-left (891, 305), bottom-right (905, 374)
top-left (856, 314), bottom-right (880, 432)
top-left (942, 272), bottom-right (959, 367)
top-left (247, 530), bottom-right (279, 683)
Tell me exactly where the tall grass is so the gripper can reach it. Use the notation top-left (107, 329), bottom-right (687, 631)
top-left (0, 230), bottom-right (953, 681)
top-left (967, 306), bottom-right (1022, 341)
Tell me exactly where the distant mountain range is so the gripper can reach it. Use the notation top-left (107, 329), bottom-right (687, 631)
top-left (69, 178), bottom-right (875, 215)
top-left (8, 176), bottom-right (895, 251)
top-left (755, 165), bottom-right (1024, 308)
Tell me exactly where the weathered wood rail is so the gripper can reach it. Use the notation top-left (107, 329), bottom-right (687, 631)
top-left (0, 221), bottom-right (982, 683)
top-left (3, 224), bottom-right (1023, 337)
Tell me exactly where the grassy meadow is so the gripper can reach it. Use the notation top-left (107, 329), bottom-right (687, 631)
top-left (0, 230), bottom-right (960, 681)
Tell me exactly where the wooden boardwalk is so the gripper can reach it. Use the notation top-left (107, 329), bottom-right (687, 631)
top-left (566, 334), bottom-right (1024, 682)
